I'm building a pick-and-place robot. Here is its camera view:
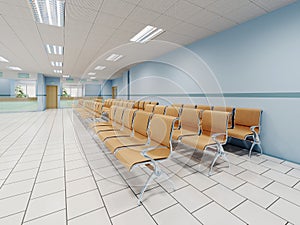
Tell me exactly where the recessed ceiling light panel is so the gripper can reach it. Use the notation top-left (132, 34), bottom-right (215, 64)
top-left (88, 72), bottom-right (96, 75)
top-left (130, 25), bottom-right (164, 43)
top-left (62, 74), bottom-right (70, 78)
top-left (95, 66), bottom-right (106, 70)
top-left (54, 69), bottom-right (62, 73)
top-left (46, 44), bottom-right (64, 55)
top-left (0, 56), bottom-right (9, 63)
top-left (8, 66), bottom-right (22, 71)
top-left (51, 61), bottom-right (63, 67)
top-left (106, 54), bottom-right (123, 62)
top-left (29, 0), bottom-right (65, 27)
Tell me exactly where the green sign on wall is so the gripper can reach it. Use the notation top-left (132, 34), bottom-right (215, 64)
top-left (0, 72), bottom-right (3, 77)
top-left (18, 73), bottom-right (30, 78)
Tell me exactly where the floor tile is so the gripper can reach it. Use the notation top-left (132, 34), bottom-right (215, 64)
top-left (68, 208), bottom-right (111, 225)
top-left (66, 166), bottom-right (92, 182)
top-left (0, 179), bottom-right (34, 200)
top-left (97, 175), bottom-right (127, 196)
top-left (235, 183), bottom-right (278, 208)
top-left (88, 158), bottom-right (112, 169)
top-left (66, 176), bottom-right (97, 198)
top-left (13, 161), bottom-right (41, 172)
top-left (32, 177), bottom-right (65, 199)
top-left (36, 167), bottom-right (64, 183)
top-left (66, 159), bottom-right (88, 171)
top-left (42, 153), bottom-right (64, 163)
top-left (159, 174), bottom-right (189, 192)
top-left (193, 202), bottom-right (246, 225)
top-left (168, 164), bottom-right (197, 177)
top-left (23, 210), bottom-right (66, 225)
top-left (153, 204), bottom-right (201, 225)
top-left (103, 188), bottom-right (138, 217)
top-left (232, 200), bottom-right (286, 225)
top-left (5, 169), bottom-right (38, 184)
top-left (172, 185), bottom-right (212, 212)
top-left (294, 182), bottom-right (300, 191)
top-left (0, 212), bottom-right (24, 225)
top-left (261, 155), bottom-right (285, 164)
top-left (282, 161), bottom-right (300, 170)
top-left (92, 166), bottom-right (119, 180)
top-left (211, 172), bottom-right (245, 189)
top-left (260, 160), bottom-right (292, 173)
top-left (204, 184), bottom-right (245, 210)
top-left (24, 191), bottom-right (65, 222)
top-left (39, 160), bottom-right (64, 172)
top-left (126, 174), bottom-right (158, 194)
top-left (262, 169), bottom-right (298, 187)
top-left (239, 161), bottom-right (269, 174)
top-left (269, 198), bottom-right (300, 225)
top-left (287, 168), bottom-right (300, 179)
top-left (0, 192), bottom-right (30, 218)
top-left (183, 173), bottom-right (217, 191)
top-left (0, 169), bottom-right (11, 180)
top-left (112, 206), bottom-right (156, 225)
top-left (67, 189), bottom-right (103, 219)
top-left (221, 164), bottom-right (246, 176)
top-left (237, 170), bottom-right (273, 188)
top-left (141, 186), bottom-right (176, 215)
top-left (265, 182), bottom-right (300, 206)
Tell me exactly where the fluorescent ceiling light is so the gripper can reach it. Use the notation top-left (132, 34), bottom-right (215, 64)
top-left (29, 0), bottom-right (65, 27)
top-left (130, 25), bottom-right (164, 43)
top-left (8, 66), bottom-right (22, 71)
top-left (51, 61), bottom-right (63, 67)
top-left (45, 44), bottom-right (64, 55)
top-left (88, 72), bottom-right (96, 75)
top-left (0, 56), bottom-right (9, 63)
top-left (95, 66), bottom-right (106, 70)
top-left (90, 76), bottom-right (96, 79)
top-left (106, 54), bottom-right (123, 62)
top-left (54, 69), bottom-right (62, 73)
top-left (62, 74), bottom-right (70, 78)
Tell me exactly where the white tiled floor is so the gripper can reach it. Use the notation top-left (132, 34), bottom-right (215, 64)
top-left (0, 109), bottom-right (300, 225)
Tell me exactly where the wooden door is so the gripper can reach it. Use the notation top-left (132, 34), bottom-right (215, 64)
top-left (112, 86), bottom-right (117, 99)
top-left (46, 86), bottom-right (57, 109)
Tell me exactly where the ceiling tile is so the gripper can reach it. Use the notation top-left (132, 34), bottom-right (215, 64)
top-left (185, 0), bottom-right (218, 8)
top-left (152, 14), bottom-right (182, 31)
top-left (137, 0), bottom-right (177, 13)
top-left (127, 6), bottom-right (161, 24)
top-left (164, 0), bottom-right (203, 21)
top-left (66, 3), bottom-right (98, 23)
top-left (206, 0), bottom-right (250, 15)
top-left (101, 0), bottom-right (136, 18)
top-left (0, 2), bottom-right (32, 21)
top-left (118, 19), bottom-right (147, 33)
top-left (67, 0), bottom-right (103, 11)
top-left (94, 12), bottom-right (125, 29)
top-left (37, 24), bottom-right (64, 45)
top-left (253, 0), bottom-right (296, 12)
top-left (202, 16), bottom-right (237, 32)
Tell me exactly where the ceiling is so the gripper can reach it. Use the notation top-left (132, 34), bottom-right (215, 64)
top-left (0, 0), bottom-right (296, 80)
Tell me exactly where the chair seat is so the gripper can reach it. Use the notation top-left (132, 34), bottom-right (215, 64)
top-left (94, 124), bottom-right (122, 133)
top-left (181, 135), bottom-right (215, 150)
top-left (172, 129), bottom-right (198, 140)
top-left (90, 121), bottom-right (112, 128)
top-left (98, 128), bottom-right (132, 141)
top-left (228, 125), bottom-right (252, 139)
top-left (115, 145), bottom-right (170, 170)
top-left (104, 133), bottom-right (147, 153)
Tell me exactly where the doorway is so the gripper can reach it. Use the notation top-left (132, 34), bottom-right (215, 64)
top-left (112, 86), bottom-right (117, 99)
top-left (46, 85), bottom-right (58, 109)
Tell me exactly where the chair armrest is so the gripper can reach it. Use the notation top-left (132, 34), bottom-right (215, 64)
top-left (250, 126), bottom-right (260, 141)
top-left (211, 133), bottom-right (226, 144)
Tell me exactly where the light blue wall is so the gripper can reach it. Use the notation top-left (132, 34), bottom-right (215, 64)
top-left (37, 74), bottom-right (46, 111)
top-left (111, 71), bottom-right (129, 99)
top-left (0, 78), bottom-right (11, 97)
top-left (101, 80), bottom-right (112, 99)
top-left (111, 2), bottom-right (300, 163)
top-left (84, 84), bottom-right (101, 96)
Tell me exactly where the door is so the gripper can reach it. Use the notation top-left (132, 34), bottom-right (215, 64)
top-left (112, 86), bottom-right (117, 99)
top-left (46, 86), bottom-right (58, 109)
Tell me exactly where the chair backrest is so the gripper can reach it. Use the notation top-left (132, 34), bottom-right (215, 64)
top-left (138, 101), bottom-right (145, 110)
top-left (144, 101), bottom-right (151, 108)
top-left (109, 106), bottom-right (117, 120)
top-left (180, 108), bottom-right (201, 133)
top-left (201, 111), bottom-right (229, 143)
top-left (133, 101), bottom-right (139, 109)
top-left (196, 105), bottom-right (212, 110)
top-left (132, 111), bottom-right (152, 136)
top-left (153, 105), bottom-right (166, 115)
top-left (172, 103), bottom-right (183, 108)
top-left (149, 115), bottom-right (176, 148)
top-left (213, 106), bottom-right (235, 128)
top-left (114, 107), bottom-right (125, 125)
top-left (127, 102), bottom-right (134, 108)
top-left (165, 106), bottom-right (180, 117)
top-left (144, 104), bottom-right (155, 112)
top-left (234, 108), bottom-right (262, 131)
top-left (151, 101), bottom-right (159, 105)
top-left (183, 104), bottom-right (196, 109)
top-left (122, 108), bottom-right (136, 129)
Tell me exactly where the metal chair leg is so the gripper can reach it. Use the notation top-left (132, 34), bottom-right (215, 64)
top-left (248, 142), bottom-right (255, 158)
top-left (209, 151), bottom-right (221, 176)
top-left (138, 171), bottom-right (156, 205)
